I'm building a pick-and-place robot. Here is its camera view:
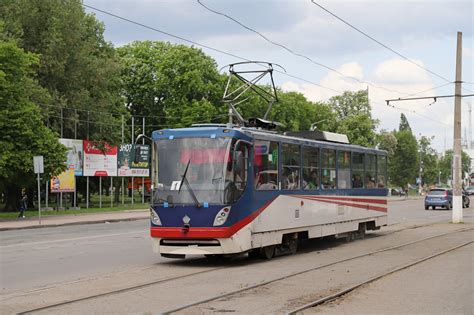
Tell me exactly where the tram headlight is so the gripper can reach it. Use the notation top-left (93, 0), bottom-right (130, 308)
top-left (213, 207), bottom-right (231, 226)
top-left (150, 208), bottom-right (162, 226)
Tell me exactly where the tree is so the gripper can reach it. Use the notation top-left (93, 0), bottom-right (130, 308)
top-left (418, 136), bottom-right (438, 185)
top-left (0, 40), bottom-right (67, 211)
top-left (399, 113), bottom-right (412, 132)
top-left (438, 150), bottom-right (471, 185)
top-left (327, 90), bottom-right (378, 146)
top-left (117, 41), bottom-right (223, 134)
top-left (376, 130), bottom-right (398, 156)
top-left (1, 0), bottom-right (125, 143)
top-left (270, 91), bottom-right (336, 132)
top-left (388, 130), bottom-right (419, 187)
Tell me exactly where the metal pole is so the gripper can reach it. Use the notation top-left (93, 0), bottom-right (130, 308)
top-left (99, 176), bottom-right (102, 208)
top-left (45, 181), bottom-right (48, 209)
top-left (142, 117), bottom-right (145, 204)
top-left (74, 109), bottom-right (77, 209)
top-left (419, 148), bottom-right (422, 195)
top-left (132, 117), bottom-right (134, 205)
top-left (86, 176), bottom-right (89, 209)
top-left (37, 172), bottom-right (41, 225)
top-left (121, 115), bottom-right (124, 206)
top-left (110, 177), bottom-right (113, 208)
top-left (60, 107), bottom-right (63, 138)
top-left (453, 31), bottom-right (463, 223)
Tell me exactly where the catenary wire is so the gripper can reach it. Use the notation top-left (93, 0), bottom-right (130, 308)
top-left (82, 3), bottom-right (342, 94)
top-left (310, 0), bottom-right (471, 93)
top-left (197, 0), bottom-right (407, 95)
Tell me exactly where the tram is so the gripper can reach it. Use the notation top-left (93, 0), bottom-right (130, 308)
top-left (148, 62), bottom-right (387, 259)
top-left (149, 124), bottom-right (388, 259)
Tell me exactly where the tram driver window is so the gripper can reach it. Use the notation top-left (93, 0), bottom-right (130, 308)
top-left (254, 141), bottom-right (279, 190)
top-left (282, 143), bottom-right (300, 190)
top-left (352, 152), bottom-right (364, 188)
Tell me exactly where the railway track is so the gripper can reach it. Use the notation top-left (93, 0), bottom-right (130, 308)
top-left (161, 227), bottom-right (473, 314)
top-left (17, 224), bottom-right (473, 314)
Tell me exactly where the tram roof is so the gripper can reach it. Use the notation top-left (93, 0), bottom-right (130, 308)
top-left (151, 126), bottom-right (387, 155)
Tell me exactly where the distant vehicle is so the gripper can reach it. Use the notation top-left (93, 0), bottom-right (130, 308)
top-left (424, 188), bottom-right (470, 210)
top-left (390, 188), bottom-right (406, 197)
top-left (465, 186), bottom-right (474, 196)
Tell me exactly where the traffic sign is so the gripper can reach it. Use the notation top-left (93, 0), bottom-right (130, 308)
top-left (33, 156), bottom-right (44, 174)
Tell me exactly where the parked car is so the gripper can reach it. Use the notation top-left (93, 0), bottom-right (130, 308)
top-left (465, 186), bottom-right (474, 196)
top-left (390, 188), bottom-right (406, 197)
top-left (425, 188), bottom-right (470, 210)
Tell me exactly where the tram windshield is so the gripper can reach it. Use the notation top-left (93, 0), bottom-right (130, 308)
top-left (154, 137), bottom-right (235, 205)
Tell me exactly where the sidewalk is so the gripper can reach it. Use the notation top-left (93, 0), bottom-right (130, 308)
top-left (0, 209), bottom-right (149, 231)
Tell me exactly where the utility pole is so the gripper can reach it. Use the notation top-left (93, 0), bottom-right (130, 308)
top-left (452, 31), bottom-right (463, 223)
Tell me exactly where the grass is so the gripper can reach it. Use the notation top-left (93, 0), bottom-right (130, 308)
top-left (0, 203), bottom-right (149, 220)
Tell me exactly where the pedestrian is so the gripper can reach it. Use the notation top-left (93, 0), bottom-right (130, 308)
top-left (404, 184), bottom-right (409, 199)
top-left (18, 188), bottom-right (28, 218)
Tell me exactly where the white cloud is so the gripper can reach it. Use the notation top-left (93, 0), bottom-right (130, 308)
top-left (374, 58), bottom-right (432, 84)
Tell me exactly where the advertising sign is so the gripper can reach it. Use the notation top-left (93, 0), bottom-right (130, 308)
top-left (117, 144), bottom-right (150, 177)
top-left (50, 170), bottom-right (75, 192)
top-left (83, 140), bottom-right (118, 176)
top-left (60, 138), bottom-right (83, 176)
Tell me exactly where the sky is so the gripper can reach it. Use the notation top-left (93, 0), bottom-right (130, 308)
top-left (84, 0), bottom-right (473, 152)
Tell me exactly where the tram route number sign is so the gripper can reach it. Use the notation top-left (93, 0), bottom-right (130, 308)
top-left (33, 156), bottom-right (44, 174)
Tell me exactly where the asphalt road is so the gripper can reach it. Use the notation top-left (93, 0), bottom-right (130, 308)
top-left (0, 198), bottom-right (469, 294)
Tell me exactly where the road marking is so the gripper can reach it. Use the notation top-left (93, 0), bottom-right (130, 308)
top-left (0, 231), bottom-right (145, 249)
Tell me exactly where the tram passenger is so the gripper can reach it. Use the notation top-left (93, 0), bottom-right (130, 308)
top-left (352, 175), bottom-right (363, 188)
top-left (303, 170), bottom-right (319, 190)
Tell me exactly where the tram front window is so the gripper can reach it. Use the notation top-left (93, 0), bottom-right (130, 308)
top-left (154, 137), bottom-right (236, 205)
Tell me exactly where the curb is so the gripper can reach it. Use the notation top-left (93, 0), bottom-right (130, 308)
top-left (0, 216), bottom-right (148, 231)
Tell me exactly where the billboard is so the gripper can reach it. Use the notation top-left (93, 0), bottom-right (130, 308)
top-left (117, 144), bottom-right (150, 177)
top-left (83, 140), bottom-right (118, 176)
top-left (51, 170), bottom-right (75, 193)
top-left (60, 138), bottom-right (83, 176)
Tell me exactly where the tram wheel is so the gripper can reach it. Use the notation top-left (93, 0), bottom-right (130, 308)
top-left (288, 238), bottom-right (298, 255)
top-left (260, 245), bottom-right (276, 259)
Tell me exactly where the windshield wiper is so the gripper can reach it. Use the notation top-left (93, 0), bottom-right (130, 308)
top-left (179, 159), bottom-right (201, 208)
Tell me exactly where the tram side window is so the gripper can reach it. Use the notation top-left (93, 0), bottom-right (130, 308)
top-left (302, 146), bottom-right (319, 190)
top-left (366, 154), bottom-right (377, 189)
top-left (321, 149), bottom-right (336, 189)
top-left (377, 155), bottom-right (387, 188)
top-left (254, 140), bottom-right (279, 190)
top-left (352, 152), bottom-right (364, 188)
top-left (337, 151), bottom-right (351, 189)
top-left (282, 143), bottom-right (300, 190)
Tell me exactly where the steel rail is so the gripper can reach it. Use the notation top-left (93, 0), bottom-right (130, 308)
top-left (286, 240), bottom-right (473, 314)
top-left (160, 227), bottom-right (473, 314)
top-left (17, 224), bottom-right (473, 314)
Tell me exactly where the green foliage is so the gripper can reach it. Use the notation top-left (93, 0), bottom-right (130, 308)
top-left (117, 41), bottom-right (223, 133)
top-left (438, 150), bottom-right (471, 183)
top-left (327, 90), bottom-right (378, 146)
top-left (398, 113), bottom-right (412, 132)
top-left (270, 91), bottom-right (335, 131)
top-left (388, 130), bottom-right (419, 186)
top-left (376, 130), bottom-right (398, 156)
top-left (418, 136), bottom-right (438, 185)
top-left (1, 0), bottom-right (125, 143)
top-left (0, 40), bottom-right (67, 210)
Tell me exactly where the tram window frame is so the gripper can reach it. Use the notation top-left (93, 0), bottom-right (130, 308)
top-left (321, 149), bottom-right (336, 189)
top-left (337, 151), bottom-right (351, 189)
top-left (254, 140), bottom-right (279, 190)
top-left (302, 146), bottom-right (319, 190)
top-left (281, 143), bottom-right (301, 190)
top-left (377, 155), bottom-right (387, 188)
top-left (351, 152), bottom-right (364, 188)
top-left (366, 154), bottom-right (377, 189)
